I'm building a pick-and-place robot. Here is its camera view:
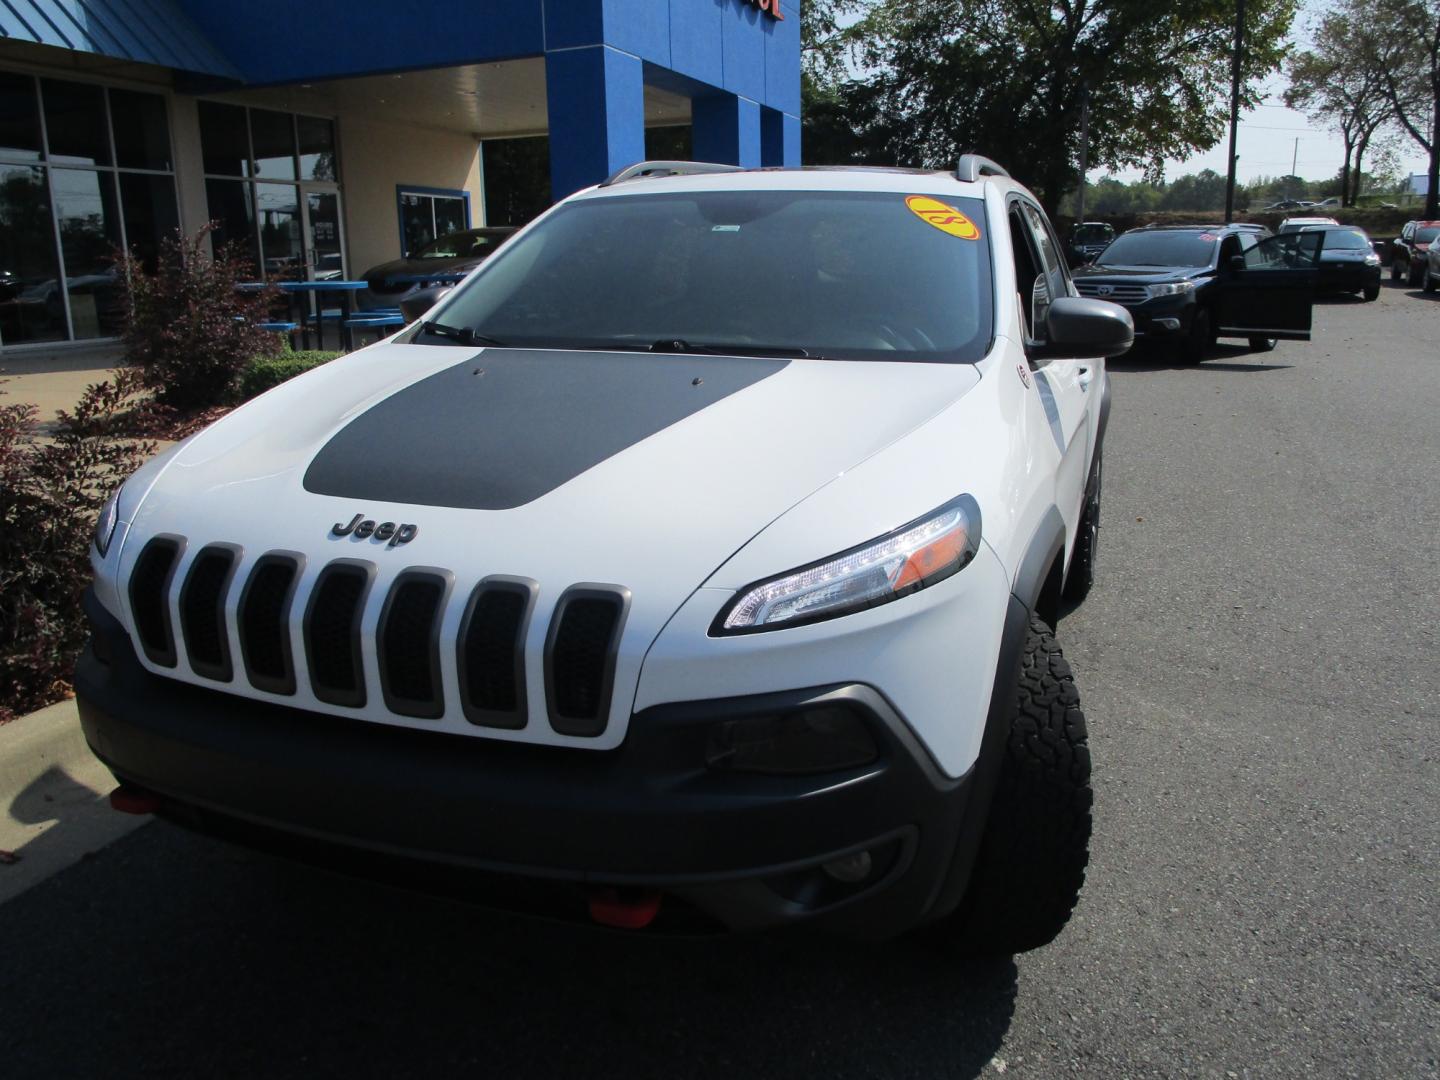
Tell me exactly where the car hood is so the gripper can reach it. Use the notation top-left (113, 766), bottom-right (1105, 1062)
top-left (116, 343), bottom-right (981, 742)
top-left (1073, 265), bottom-right (1205, 283)
top-left (363, 254), bottom-right (482, 285)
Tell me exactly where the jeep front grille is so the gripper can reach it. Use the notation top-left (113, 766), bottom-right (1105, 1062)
top-left (123, 545), bottom-right (629, 741)
top-left (1074, 281), bottom-right (1149, 304)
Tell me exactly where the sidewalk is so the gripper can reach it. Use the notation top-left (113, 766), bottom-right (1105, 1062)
top-left (0, 343), bottom-right (125, 422)
top-left (0, 698), bottom-right (148, 904)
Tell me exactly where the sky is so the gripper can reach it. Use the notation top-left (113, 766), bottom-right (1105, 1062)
top-left (1101, 1), bottom-right (1431, 188)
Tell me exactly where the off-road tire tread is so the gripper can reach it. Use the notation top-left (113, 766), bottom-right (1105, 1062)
top-left (952, 618), bottom-right (1092, 955)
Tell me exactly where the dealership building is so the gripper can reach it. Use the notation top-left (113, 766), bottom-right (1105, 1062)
top-left (0, 0), bottom-right (800, 352)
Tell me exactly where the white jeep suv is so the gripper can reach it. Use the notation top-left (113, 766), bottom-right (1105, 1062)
top-left (80, 157), bottom-right (1130, 952)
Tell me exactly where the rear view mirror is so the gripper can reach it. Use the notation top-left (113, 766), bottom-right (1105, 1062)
top-left (1038, 296), bottom-right (1134, 359)
top-left (1230, 255), bottom-right (1246, 271)
top-left (400, 285), bottom-right (452, 322)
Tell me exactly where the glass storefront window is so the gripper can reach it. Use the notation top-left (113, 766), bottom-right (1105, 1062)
top-left (199, 101), bottom-right (250, 177)
top-left (0, 164), bottom-right (64, 344)
top-left (434, 197), bottom-right (467, 239)
top-left (110, 89), bottom-right (172, 172)
top-left (298, 115), bottom-right (336, 181)
top-left (255, 182), bottom-right (303, 276)
top-left (119, 172), bottom-right (180, 272)
top-left (250, 110), bottom-right (297, 181)
top-left (0, 72), bottom-right (43, 163)
top-left (204, 178), bottom-right (257, 268)
top-left (398, 189), bottom-right (469, 255)
top-left (42, 80), bottom-right (111, 167)
top-left (0, 72), bottom-right (178, 346)
top-left (53, 168), bottom-right (122, 339)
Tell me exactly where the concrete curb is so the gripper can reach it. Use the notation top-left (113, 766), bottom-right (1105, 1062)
top-left (0, 698), bottom-right (149, 904)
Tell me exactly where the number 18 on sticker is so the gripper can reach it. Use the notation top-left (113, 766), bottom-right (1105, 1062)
top-left (906, 195), bottom-right (981, 240)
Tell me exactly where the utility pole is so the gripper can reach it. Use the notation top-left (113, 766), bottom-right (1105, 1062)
top-left (1291, 137), bottom-right (1299, 194)
top-left (1077, 84), bottom-right (1090, 224)
top-left (1223, 0), bottom-right (1245, 223)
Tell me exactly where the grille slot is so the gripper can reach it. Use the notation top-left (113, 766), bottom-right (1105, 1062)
top-left (377, 570), bottom-right (450, 719)
top-left (457, 578), bottom-right (537, 729)
top-left (304, 561), bottom-right (373, 707)
top-left (238, 554), bottom-right (302, 694)
top-left (179, 545), bottom-right (238, 681)
top-left (544, 585), bottom-right (630, 737)
top-left (128, 537), bottom-right (182, 667)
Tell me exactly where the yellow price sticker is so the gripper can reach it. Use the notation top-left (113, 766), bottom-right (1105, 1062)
top-left (905, 195), bottom-right (981, 240)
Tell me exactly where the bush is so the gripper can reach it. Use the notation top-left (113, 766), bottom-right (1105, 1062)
top-left (0, 371), bottom-right (158, 722)
top-left (238, 350), bottom-right (342, 401)
top-left (116, 225), bottom-right (282, 413)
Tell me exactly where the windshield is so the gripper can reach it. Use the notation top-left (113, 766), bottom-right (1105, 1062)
top-left (1072, 224), bottom-right (1112, 244)
top-left (1096, 231), bottom-right (1218, 268)
top-left (1321, 229), bottom-right (1370, 250)
top-left (1416, 226), bottom-right (1440, 244)
top-left (413, 230), bottom-right (510, 260)
top-left (417, 190), bottom-right (994, 363)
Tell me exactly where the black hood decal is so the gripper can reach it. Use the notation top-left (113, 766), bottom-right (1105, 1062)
top-left (303, 349), bottom-right (788, 511)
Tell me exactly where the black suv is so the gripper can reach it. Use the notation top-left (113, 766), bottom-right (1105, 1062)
top-left (1072, 224), bottom-right (1323, 363)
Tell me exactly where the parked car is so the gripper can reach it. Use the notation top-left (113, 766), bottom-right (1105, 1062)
top-left (1302, 224), bottom-right (1382, 300)
top-left (1424, 235), bottom-right (1440, 293)
top-left (1314, 197), bottom-right (1341, 209)
top-left (1072, 223), bottom-right (1322, 362)
top-left (1278, 215), bottom-right (1339, 233)
top-left (359, 226), bottom-right (516, 311)
top-left (1065, 221), bottom-right (1116, 267)
top-left (1391, 220), bottom-right (1440, 286)
top-left (81, 155), bottom-right (1130, 952)
top-left (1262, 199), bottom-right (1308, 211)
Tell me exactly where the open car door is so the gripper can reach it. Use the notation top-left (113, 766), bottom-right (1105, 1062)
top-left (1213, 230), bottom-right (1324, 341)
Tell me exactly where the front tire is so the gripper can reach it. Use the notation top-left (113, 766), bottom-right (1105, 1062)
top-left (1180, 308), bottom-right (1211, 365)
top-left (942, 617), bottom-right (1093, 956)
top-left (1248, 336), bottom-right (1277, 352)
top-left (1390, 259), bottom-right (1403, 282)
top-left (1425, 271), bottom-right (1437, 294)
top-left (1409, 263), bottom-right (1424, 287)
top-left (1363, 283), bottom-right (1380, 301)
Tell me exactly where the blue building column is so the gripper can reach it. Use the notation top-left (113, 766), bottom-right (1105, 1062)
top-left (692, 92), bottom-right (762, 168)
top-left (545, 45), bottom-right (646, 198)
top-left (760, 107), bottom-right (800, 167)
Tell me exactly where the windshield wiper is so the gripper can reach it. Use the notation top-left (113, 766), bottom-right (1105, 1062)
top-left (647, 339), bottom-right (811, 358)
top-left (420, 321), bottom-right (506, 347)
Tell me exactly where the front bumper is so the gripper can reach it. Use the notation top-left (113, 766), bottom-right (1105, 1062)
top-left (76, 589), bottom-right (1001, 938)
top-left (1111, 294), bottom-right (1194, 339)
top-left (1318, 262), bottom-right (1381, 293)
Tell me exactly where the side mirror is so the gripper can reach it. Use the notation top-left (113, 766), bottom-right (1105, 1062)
top-left (1037, 296), bottom-right (1134, 359)
top-left (1229, 255), bottom-right (1246, 271)
top-left (400, 285), bottom-right (452, 322)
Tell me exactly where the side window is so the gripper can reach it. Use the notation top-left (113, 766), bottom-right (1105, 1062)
top-left (1008, 205), bottom-right (1044, 341)
top-left (1023, 202), bottom-right (1069, 308)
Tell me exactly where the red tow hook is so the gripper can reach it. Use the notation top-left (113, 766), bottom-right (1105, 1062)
top-left (108, 785), bottom-right (161, 815)
top-left (588, 887), bottom-right (663, 930)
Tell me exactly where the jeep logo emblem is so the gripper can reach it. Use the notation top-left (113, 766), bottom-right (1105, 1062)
top-left (332, 513), bottom-right (418, 548)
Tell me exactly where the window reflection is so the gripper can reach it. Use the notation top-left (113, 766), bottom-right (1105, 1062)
top-left (53, 168), bottom-right (122, 338)
top-left (0, 164), bottom-right (65, 343)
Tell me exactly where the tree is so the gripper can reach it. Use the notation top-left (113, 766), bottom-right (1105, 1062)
top-left (1286, 13), bottom-right (1396, 207)
top-left (1357, 0), bottom-right (1440, 216)
top-left (814, 0), bottom-right (1297, 213)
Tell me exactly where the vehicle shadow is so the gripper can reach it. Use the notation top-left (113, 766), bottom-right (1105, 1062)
top-left (1109, 342), bottom-right (1293, 374)
top-left (0, 823), bottom-right (1020, 1078)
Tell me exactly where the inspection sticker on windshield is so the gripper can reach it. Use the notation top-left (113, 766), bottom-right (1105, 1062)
top-left (905, 195), bottom-right (981, 239)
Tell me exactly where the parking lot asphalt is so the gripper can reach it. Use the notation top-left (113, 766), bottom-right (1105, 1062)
top-left (2, 282), bottom-right (1437, 1078)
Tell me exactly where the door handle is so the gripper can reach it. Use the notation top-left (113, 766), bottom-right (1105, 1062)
top-left (1077, 366), bottom-right (1093, 390)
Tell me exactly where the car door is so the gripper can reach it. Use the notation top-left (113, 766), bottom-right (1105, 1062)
top-left (1212, 230), bottom-right (1324, 340)
top-left (1013, 199), bottom-right (1097, 542)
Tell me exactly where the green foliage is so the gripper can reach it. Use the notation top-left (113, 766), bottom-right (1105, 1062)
top-left (116, 225), bottom-right (283, 413)
top-left (237, 351), bottom-right (342, 401)
top-left (0, 371), bottom-right (158, 722)
top-left (805, 0), bottom-right (1299, 211)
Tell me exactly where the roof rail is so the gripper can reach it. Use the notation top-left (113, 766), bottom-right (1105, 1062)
top-left (600, 160), bottom-right (744, 187)
top-left (955, 154), bottom-right (1011, 183)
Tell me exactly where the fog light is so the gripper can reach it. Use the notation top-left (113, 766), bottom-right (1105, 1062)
top-left (822, 850), bottom-right (873, 883)
top-left (705, 706), bottom-right (879, 775)
top-left (1155, 317), bottom-right (1181, 331)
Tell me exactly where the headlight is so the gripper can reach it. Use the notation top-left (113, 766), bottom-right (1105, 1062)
top-left (715, 495), bottom-right (981, 634)
top-left (1364, 253), bottom-right (1381, 265)
top-left (1146, 281), bottom-right (1196, 299)
top-left (93, 484), bottom-right (122, 556)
